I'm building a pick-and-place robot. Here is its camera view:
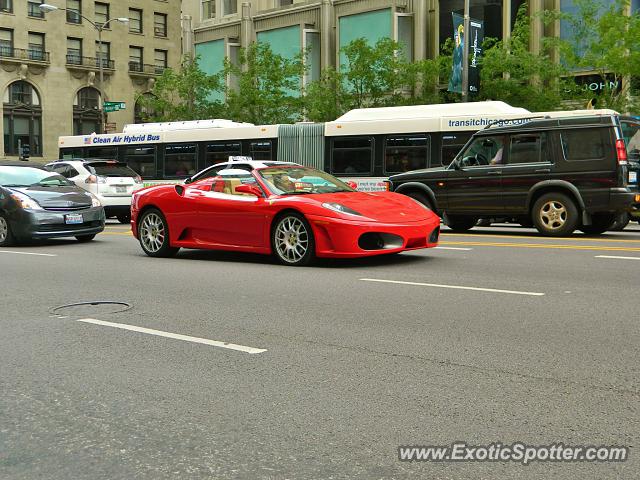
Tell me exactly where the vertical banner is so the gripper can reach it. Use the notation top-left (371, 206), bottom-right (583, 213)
top-left (468, 19), bottom-right (484, 94)
top-left (448, 13), bottom-right (484, 95)
top-left (448, 13), bottom-right (464, 93)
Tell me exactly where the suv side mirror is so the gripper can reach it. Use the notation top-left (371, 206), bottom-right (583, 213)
top-left (235, 184), bottom-right (263, 197)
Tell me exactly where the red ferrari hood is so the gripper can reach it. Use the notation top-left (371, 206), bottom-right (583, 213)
top-left (308, 191), bottom-right (434, 222)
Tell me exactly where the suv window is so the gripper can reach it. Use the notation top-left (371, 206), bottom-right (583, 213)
top-left (560, 128), bottom-right (609, 161)
top-left (458, 135), bottom-right (505, 167)
top-left (86, 162), bottom-right (138, 177)
top-left (508, 133), bottom-right (547, 165)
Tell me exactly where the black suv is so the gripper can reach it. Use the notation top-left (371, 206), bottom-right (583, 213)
top-left (389, 113), bottom-right (640, 236)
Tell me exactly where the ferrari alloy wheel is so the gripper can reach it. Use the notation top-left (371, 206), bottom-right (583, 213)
top-left (138, 209), bottom-right (179, 258)
top-left (0, 215), bottom-right (15, 247)
top-left (272, 213), bottom-right (315, 266)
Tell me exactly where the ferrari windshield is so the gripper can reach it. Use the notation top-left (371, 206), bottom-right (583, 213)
top-left (258, 167), bottom-right (355, 195)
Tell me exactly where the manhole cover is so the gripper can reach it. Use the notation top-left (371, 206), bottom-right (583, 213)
top-left (50, 301), bottom-right (132, 316)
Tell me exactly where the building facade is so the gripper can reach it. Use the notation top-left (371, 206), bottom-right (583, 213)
top-left (0, 0), bottom-right (182, 161)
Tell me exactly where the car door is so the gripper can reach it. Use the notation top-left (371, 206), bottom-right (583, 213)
top-left (445, 135), bottom-right (506, 215)
top-left (501, 132), bottom-right (552, 214)
top-left (191, 170), bottom-right (267, 247)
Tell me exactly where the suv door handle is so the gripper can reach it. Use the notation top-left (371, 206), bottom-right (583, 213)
top-left (535, 168), bottom-right (551, 173)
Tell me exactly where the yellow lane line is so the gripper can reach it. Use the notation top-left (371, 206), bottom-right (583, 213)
top-left (442, 232), bottom-right (640, 244)
top-left (441, 241), bottom-right (640, 252)
top-left (101, 231), bottom-right (133, 236)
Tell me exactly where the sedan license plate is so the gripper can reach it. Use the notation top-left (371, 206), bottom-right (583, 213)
top-left (116, 185), bottom-right (128, 193)
top-left (65, 213), bottom-right (83, 225)
top-left (630, 171), bottom-right (637, 184)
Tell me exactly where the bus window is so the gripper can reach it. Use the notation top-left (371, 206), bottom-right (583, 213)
top-left (205, 141), bottom-right (241, 167)
top-left (60, 148), bottom-right (84, 159)
top-left (165, 143), bottom-right (197, 177)
top-left (331, 137), bottom-right (373, 175)
top-left (86, 146), bottom-right (118, 159)
top-left (384, 134), bottom-right (429, 173)
top-left (441, 134), bottom-right (472, 167)
top-left (621, 120), bottom-right (640, 161)
top-left (249, 140), bottom-right (272, 160)
top-left (124, 145), bottom-right (155, 178)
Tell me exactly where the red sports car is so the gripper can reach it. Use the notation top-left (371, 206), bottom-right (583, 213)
top-left (131, 162), bottom-right (440, 266)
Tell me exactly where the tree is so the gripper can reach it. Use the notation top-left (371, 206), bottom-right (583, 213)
top-left (137, 54), bottom-right (224, 122)
top-left (223, 42), bottom-right (306, 125)
top-left (477, 3), bottom-right (568, 111)
top-left (545, 0), bottom-right (640, 112)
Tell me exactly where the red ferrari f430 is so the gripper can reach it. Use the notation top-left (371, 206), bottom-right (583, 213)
top-left (131, 161), bottom-right (440, 266)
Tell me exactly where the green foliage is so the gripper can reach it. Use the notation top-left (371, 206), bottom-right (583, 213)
top-left (545, 0), bottom-right (640, 112)
top-left (138, 54), bottom-right (223, 122)
top-left (478, 3), bottom-right (567, 111)
top-left (223, 42), bottom-right (306, 124)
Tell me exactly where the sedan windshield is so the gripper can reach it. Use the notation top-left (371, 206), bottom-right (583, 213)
top-left (0, 166), bottom-right (72, 187)
top-left (258, 167), bottom-right (355, 195)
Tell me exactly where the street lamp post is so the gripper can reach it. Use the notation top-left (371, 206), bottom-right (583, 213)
top-left (461, 0), bottom-right (470, 102)
top-left (40, 3), bottom-right (128, 133)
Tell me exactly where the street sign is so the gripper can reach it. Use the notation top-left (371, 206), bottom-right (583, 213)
top-left (103, 101), bottom-right (126, 113)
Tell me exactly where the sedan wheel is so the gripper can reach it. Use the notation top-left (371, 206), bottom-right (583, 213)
top-left (138, 209), bottom-right (179, 258)
top-left (272, 213), bottom-right (315, 266)
top-left (0, 215), bottom-right (15, 247)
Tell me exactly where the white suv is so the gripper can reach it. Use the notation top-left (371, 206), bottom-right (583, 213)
top-left (46, 159), bottom-right (142, 223)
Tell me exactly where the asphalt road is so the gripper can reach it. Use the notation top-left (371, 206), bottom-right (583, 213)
top-left (1, 221), bottom-right (639, 479)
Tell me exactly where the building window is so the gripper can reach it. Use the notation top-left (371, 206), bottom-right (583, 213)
top-left (154, 49), bottom-right (167, 73)
top-left (0, 28), bottom-right (13, 57)
top-left (303, 30), bottom-right (320, 86)
top-left (95, 41), bottom-right (110, 67)
top-left (28, 32), bottom-right (45, 61)
top-left (129, 8), bottom-right (143, 34)
top-left (95, 2), bottom-right (109, 28)
top-left (67, 0), bottom-right (82, 23)
top-left (0, 0), bottom-right (12, 14)
top-left (73, 87), bottom-right (102, 134)
top-left (28, 0), bottom-right (44, 18)
top-left (134, 93), bottom-right (156, 124)
top-left (396, 15), bottom-right (413, 62)
top-left (129, 46), bottom-right (143, 71)
top-left (438, 0), bottom-right (503, 49)
top-left (66, 37), bottom-right (82, 64)
top-left (154, 13), bottom-right (167, 37)
top-left (3, 81), bottom-right (42, 157)
top-left (223, 0), bottom-right (237, 16)
top-left (279, 0), bottom-right (293, 6)
top-left (202, 0), bottom-right (215, 19)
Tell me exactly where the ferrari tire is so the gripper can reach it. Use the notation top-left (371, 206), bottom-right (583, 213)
top-left (0, 214), bottom-right (15, 247)
top-left (137, 208), bottom-right (179, 258)
top-left (272, 212), bottom-right (315, 266)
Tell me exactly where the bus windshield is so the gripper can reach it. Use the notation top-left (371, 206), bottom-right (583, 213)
top-left (258, 167), bottom-right (355, 195)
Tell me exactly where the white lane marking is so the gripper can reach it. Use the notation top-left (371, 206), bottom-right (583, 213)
top-left (434, 246), bottom-right (473, 251)
top-left (0, 250), bottom-right (57, 257)
top-left (76, 318), bottom-right (267, 354)
top-left (360, 278), bottom-right (545, 296)
top-left (595, 255), bottom-right (640, 261)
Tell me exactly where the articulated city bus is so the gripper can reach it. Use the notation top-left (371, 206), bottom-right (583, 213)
top-left (58, 101), bottom-right (541, 191)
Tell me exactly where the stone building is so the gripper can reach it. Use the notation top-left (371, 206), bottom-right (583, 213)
top-left (0, 0), bottom-right (182, 161)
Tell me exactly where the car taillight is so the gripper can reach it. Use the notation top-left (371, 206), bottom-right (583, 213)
top-left (616, 138), bottom-right (628, 165)
top-left (85, 175), bottom-right (106, 184)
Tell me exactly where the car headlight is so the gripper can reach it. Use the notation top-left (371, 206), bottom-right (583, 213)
top-left (89, 193), bottom-right (102, 207)
top-left (322, 202), bottom-right (362, 216)
top-left (10, 192), bottom-right (43, 210)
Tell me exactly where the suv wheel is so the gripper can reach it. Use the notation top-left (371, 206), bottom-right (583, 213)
top-left (405, 191), bottom-right (434, 211)
top-left (532, 193), bottom-right (579, 236)
top-left (609, 212), bottom-right (630, 232)
top-left (579, 213), bottom-right (617, 235)
top-left (445, 215), bottom-right (477, 233)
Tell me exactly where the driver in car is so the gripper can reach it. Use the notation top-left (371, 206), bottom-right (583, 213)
top-left (272, 173), bottom-right (296, 192)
